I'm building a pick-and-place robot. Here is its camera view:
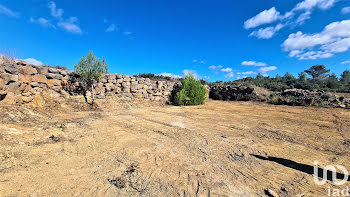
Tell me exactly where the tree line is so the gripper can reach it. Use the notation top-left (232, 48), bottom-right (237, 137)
top-left (211, 65), bottom-right (350, 93)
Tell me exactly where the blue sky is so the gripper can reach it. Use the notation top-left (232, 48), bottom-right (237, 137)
top-left (0, 0), bottom-right (350, 82)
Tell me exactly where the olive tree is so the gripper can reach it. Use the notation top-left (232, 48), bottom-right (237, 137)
top-left (74, 50), bottom-right (108, 104)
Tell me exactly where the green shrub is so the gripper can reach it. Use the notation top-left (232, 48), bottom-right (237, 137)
top-left (172, 74), bottom-right (207, 106)
top-left (74, 50), bottom-right (108, 104)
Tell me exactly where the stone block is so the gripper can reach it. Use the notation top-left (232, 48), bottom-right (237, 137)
top-left (0, 85), bottom-right (8, 94)
top-left (4, 65), bottom-right (19, 74)
top-left (22, 95), bottom-right (34, 103)
top-left (108, 79), bottom-right (116, 83)
top-left (1, 92), bottom-right (22, 105)
top-left (30, 87), bottom-right (43, 94)
top-left (61, 75), bottom-right (69, 81)
top-left (107, 74), bottom-right (116, 80)
top-left (51, 86), bottom-right (62, 92)
top-left (115, 87), bottom-right (122, 93)
top-left (32, 74), bottom-right (47, 83)
top-left (48, 68), bottom-right (60, 74)
top-left (157, 81), bottom-right (163, 89)
top-left (47, 79), bottom-right (61, 87)
top-left (59, 70), bottom-right (67, 76)
top-left (46, 73), bottom-right (62, 80)
top-left (19, 66), bottom-right (37, 75)
top-left (36, 66), bottom-right (49, 74)
top-left (19, 74), bottom-right (32, 83)
top-left (97, 82), bottom-right (104, 88)
top-left (30, 82), bottom-right (40, 87)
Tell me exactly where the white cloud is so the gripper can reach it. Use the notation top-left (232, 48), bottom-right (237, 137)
top-left (224, 72), bottom-right (234, 78)
top-left (241, 61), bottom-right (267, 67)
top-left (295, 11), bottom-right (311, 25)
top-left (30, 17), bottom-right (55, 28)
top-left (221, 67), bottom-right (232, 72)
top-left (157, 72), bottom-right (182, 79)
top-left (342, 7), bottom-right (350, 14)
top-left (0, 4), bottom-right (19, 17)
top-left (106, 24), bottom-right (117, 32)
top-left (341, 60), bottom-right (350, 64)
top-left (48, 1), bottom-right (63, 20)
top-left (237, 71), bottom-right (257, 75)
top-left (193, 59), bottom-right (206, 64)
top-left (208, 65), bottom-right (222, 70)
top-left (244, 7), bottom-right (280, 29)
top-left (249, 24), bottom-right (284, 39)
top-left (58, 17), bottom-right (82, 35)
top-left (259, 66), bottom-right (277, 73)
top-left (124, 31), bottom-right (132, 36)
top-left (283, 20), bottom-right (350, 60)
top-left (23, 58), bottom-right (43, 66)
top-left (244, 0), bottom-right (338, 39)
top-left (182, 69), bottom-right (201, 79)
top-left (293, 0), bottom-right (337, 11)
top-left (31, 1), bottom-right (82, 35)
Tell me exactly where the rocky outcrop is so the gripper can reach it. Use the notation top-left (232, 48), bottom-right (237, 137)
top-left (0, 60), bottom-right (175, 105)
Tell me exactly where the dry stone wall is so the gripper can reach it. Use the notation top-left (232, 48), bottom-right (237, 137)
top-left (0, 60), bottom-right (176, 105)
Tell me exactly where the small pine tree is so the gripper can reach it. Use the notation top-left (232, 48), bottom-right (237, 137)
top-left (74, 50), bottom-right (108, 104)
top-left (173, 74), bottom-right (207, 106)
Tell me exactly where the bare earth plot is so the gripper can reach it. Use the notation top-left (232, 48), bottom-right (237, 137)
top-left (0, 99), bottom-right (350, 196)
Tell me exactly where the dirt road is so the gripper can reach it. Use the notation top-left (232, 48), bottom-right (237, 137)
top-left (1, 99), bottom-right (350, 196)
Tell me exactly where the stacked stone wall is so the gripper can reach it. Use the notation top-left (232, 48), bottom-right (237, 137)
top-left (0, 60), bottom-right (176, 105)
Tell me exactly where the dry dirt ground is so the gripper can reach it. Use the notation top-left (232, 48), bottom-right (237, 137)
top-left (0, 97), bottom-right (350, 197)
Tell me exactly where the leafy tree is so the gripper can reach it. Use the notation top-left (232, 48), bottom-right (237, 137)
top-left (326, 73), bottom-right (340, 90)
top-left (275, 74), bottom-right (282, 78)
top-left (173, 74), bottom-right (207, 106)
top-left (283, 72), bottom-right (295, 80)
top-left (298, 72), bottom-right (307, 82)
top-left (74, 50), bottom-right (108, 104)
top-left (304, 65), bottom-right (330, 79)
top-left (256, 73), bottom-right (264, 79)
top-left (340, 70), bottom-right (350, 84)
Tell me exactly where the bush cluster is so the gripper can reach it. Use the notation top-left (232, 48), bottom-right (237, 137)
top-left (171, 74), bottom-right (207, 106)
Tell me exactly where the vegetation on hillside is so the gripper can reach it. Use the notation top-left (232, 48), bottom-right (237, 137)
top-left (74, 50), bottom-right (108, 104)
top-left (171, 74), bottom-right (207, 106)
top-left (133, 73), bottom-right (181, 81)
top-left (211, 65), bottom-right (350, 93)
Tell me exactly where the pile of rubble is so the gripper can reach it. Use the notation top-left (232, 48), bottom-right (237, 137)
top-left (209, 85), bottom-right (269, 101)
top-left (270, 89), bottom-right (350, 108)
